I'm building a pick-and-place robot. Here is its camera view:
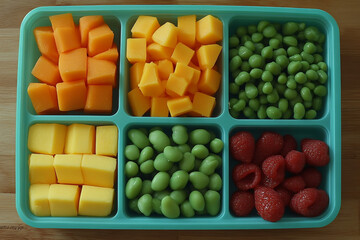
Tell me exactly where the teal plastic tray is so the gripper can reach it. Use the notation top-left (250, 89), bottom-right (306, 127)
top-left (16, 5), bottom-right (341, 229)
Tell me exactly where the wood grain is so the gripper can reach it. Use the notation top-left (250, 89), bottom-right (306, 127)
top-left (1, 0), bottom-right (359, 239)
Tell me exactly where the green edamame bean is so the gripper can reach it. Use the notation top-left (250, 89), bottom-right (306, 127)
top-left (241, 35), bottom-right (251, 45)
top-left (194, 159), bottom-right (202, 171)
top-left (209, 153), bottom-right (222, 168)
top-left (244, 41), bottom-right (256, 51)
top-left (263, 25), bottom-right (277, 38)
top-left (245, 83), bottom-right (259, 99)
top-left (266, 106), bottom-right (282, 119)
top-left (189, 191), bottom-right (205, 212)
top-left (153, 190), bottom-right (170, 200)
top-left (230, 109), bottom-right (240, 118)
top-left (243, 107), bottom-right (256, 118)
top-left (230, 98), bottom-right (238, 108)
top-left (287, 47), bottom-right (300, 57)
top-left (275, 82), bottom-right (286, 95)
top-left (138, 146), bottom-right (154, 164)
top-left (232, 69), bottom-right (241, 79)
top-left (294, 103), bottom-right (306, 119)
top-left (170, 170), bottom-right (189, 190)
top-left (248, 25), bottom-right (257, 35)
top-left (261, 70), bottom-right (273, 82)
top-left (125, 144), bottom-right (140, 161)
top-left (249, 99), bottom-right (260, 111)
top-left (318, 62), bottom-right (328, 71)
top-left (310, 64), bottom-right (319, 71)
top-left (125, 161), bottom-right (139, 178)
top-left (283, 36), bottom-right (298, 46)
top-left (276, 55), bottom-right (289, 69)
top-left (238, 46), bottom-right (253, 60)
top-left (257, 20), bottom-right (270, 32)
top-left (300, 87), bottom-right (312, 101)
top-left (269, 38), bottom-right (280, 49)
top-left (257, 105), bottom-right (267, 119)
top-left (152, 198), bottom-right (162, 214)
top-left (236, 26), bottom-right (247, 37)
top-left (189, 129), bottom-right (211, 145)
top-left (267, 89), bottom-right (279, 103)
top-left (283, 108), bottom-right (293, 119)
top-left (209, 173), bottom-right (222, 191)
top-left (295, 72), bottom-right (307, 84)
top-left (179, 152), bottom-right (195, 172)
top-left (266, 62), bottom-right (281, 76)
top-left (232, 99), bottom-right (246, 112)
top-left (274, 48), bottom-right (286, 58)
top-left (251, 32), bottom-right (263, 43)
top-left (306, 69), bottom-right (319, 81)
top-left (304, 100), bottom-right (312, 108)
top-left (257, 81), bottom-right (265, 94)
top-left (283, 22), bottom-right (299, 35)
top-left (278, 98), bottom-right (289, 113)
top-left (172, 125), bottom-right (188, 145)
top-left (305, 26), bottom-right (320, 42)
top-left (250, 68), bottom-right (263, 79)
top-left (262, 82), bottom-right (273, 94)
top-left (229, 48), bottom-right (239, 59)
top-left (229, 55), bottom-right (242, 72)
top-left (305, 109), bottom-right (317, 119)
top-left (138, 194), bottom-right (152, 216)
top-left (317, 70), bottom-right (328, 84)
top-left (210, 138), bottom-right (224, 154)
top-left (300, 51), bottom-right (314, 64)
top-left (289, 54), bottom-right (302, 62)
top-left (314, 85), bottom-right (327, 96)
top-left (170, 190), bottom-right (187, 205)
top-left (154, 153), bottom-right (173, 171)
top-left (149, 130), bottom-right (170, 152)
top-left (298, 22), bottom-right (306, 31)
top-left (140, 160), bottom-right (155, 174)
top-left (126, 177), bottom-right (142, 199)
top-left (161, 196), bottom-right (180, 218)
top-left (178, 144), bottom-right (190, 153)
top-left (229, 82), bottom-right (240, 95)
top-left (151, 172), bottom-right (170, 191)
top-left (290, 95), bottom-right (303, 108)
top-left (229, 36), bottom-right (240, 48)
top-left (129, 198), bottom-right (140, 214)
top-left (248, 54), bottom-right (263, 68)
top-left (168, 164), bottom-right (178, 176)
top-left (254, 42), bottom-right (265, 54)
top-left (141, 180), bottom-right (153, 195)
top-left (304, 82), bottom-right (316, 90)
top-left (181, 200), bottom-right (195, 218)
top-left (199, 156), bottom-right (219, 176)
top-left (240, 61), bottom-right (251, 72)
top-left (128, 129), bottom-right (150, 149)
top-left (164, 146), bottom-right (183, 162)
top-left (235, 71), bottom-right (250, 86)
top-left (191, 145), bottom-right (209, 159)
top-left (277, 73), bottom-right (288, 84)
top-left (261, 46), bottom-right (273, 59)
top-left (284, 88), bottom-right (298, 100)
top-left (205, 190), bottom-right (221, 216)
top-left (189, 171), bottom-right (209, 190)
top-left (301, 61), bottom-right (310, 71)
top-left (288, 61), bottom-right (302, 75)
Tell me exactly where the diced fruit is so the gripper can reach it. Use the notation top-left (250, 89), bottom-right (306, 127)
top-left (49, 13), bottom-right (75, 31)
top-left (29, 154), bottom-right (56, 184)
top-left (174, 62), bottom-right (195, 83)
top-left (128, 87), bottom-right (151, 116)
top-left (254, 186), bottom-right (285, 222)
top-left (152, 22), bottom-right (178, 48)
top-left (88, 24), bottom-right (114, 57)
top-left (290, 188), bottom-right (329, 217)
top-left (27, 83), bottom-right (58, 114)
top-left (196, 44), bottom-right (222, 70)
top-left (58, 48), bottom-right (87, 82)
top-left (29, 184), bottom-right (51, 216)
top-left (167, 96), bottom-right (193, 117)
top-left (166, 73), bottom-right (189, 97)
top-left (87, 57), bottom-right (116, 86)
top-left (79, 15), bottom-right (104, 47)
top-left (93, 43), bottom-right (119, 62)
top-left (177, 15), bottom-right (196, 48)
top-left (171, 42), bottom-right (195, 65)
top-left (232, 163), bottom-right (261, 190)
top-left (56, 80), bottom-right (87, 111)
top-left (48, 184), bottom-right (80, 217)
top-left (31, 56), bottom-right (61, 86)
top-left (191, 92), bottom-right (216, 117)
top-left (230, 131), bottom-right (255, 163)
top-left (151, 97), bottom-right (169, 117)
top-left (65, 124), bottom-right (95, 154)
top-left (131, 16), bottom-right (160, 43)
top-left (130, 62), bottom-right (145, 89)
top-left (53, 154), bottom-right (84, 185)
top-left (33, 26), bottom-right (59, 64)
top-left (53, 27), bottom-right (81, 53)
top-left (196, 15), bottom-right (223, 44)
top-left (230, 191), bottom-right (254, 216)
top-left (138, 62), bottom-right (163, 97)
top-left (156, 59), bottom-right (174, 80)
top-left (147, 43), bottom-right (173, 61)
top-left (84, 85), bottom-right (113, 114)
top-left (78, 185), bottom-right (114, 216)
top-left (198, 68), bottom-right (221, 95)
top-left (126, 38), bottom-right (147, 63)
top-left (96, 125), bottom-right (118, 157)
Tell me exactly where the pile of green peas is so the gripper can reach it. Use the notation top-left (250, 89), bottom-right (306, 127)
top-left (124, 126), bottom-right (224, 218)
top-left (229, 21), bottom-right (328, 119)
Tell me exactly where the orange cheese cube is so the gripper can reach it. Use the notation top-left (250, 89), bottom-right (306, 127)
top-left (33, 26), bottom-right (59, 64)
top-left (196, 15), bottom-right (223, 44)
top-left (171, 42), bottom-right (195, 65)
top-left (93, 43), bottom-right (119, 63)
top-left (151, 97), bottom-right (169, 117)
top-left (198, 68), bottom-right (221, 95)
top-left (56, 80), bottom-right (87, 111)
top-left (54, 27), bottom-right (81, 53)
top-left (147, 43), bottom-right (173, 61)
top-left (131, 16), bottom-right (160, 43)
top-left (191, 92), bottom-right (216, 117)
top-left (59, 48), bottom-right (87, 82)
top-left (174, 62), bottom-right (195, 83)
top-left (156, 59), bottom-right (174, 80)
top-left (31, 56), bottom-right (61, 86)
top-left (87, 57), bottom-right (116, 86)
top-left (187, 68), bottom-right (201, 94)
top-left (138, 62), bottom-right (163, 97)
top-left (88, 24), bottom-right (114, 57)
top-left (130, 62), bottom-right (145, 90)
top-left (126, 38), bottom-right (147, 63)
top-left (166, 73), bottom-right (189, 97)
top-left (167, 96), bottom-right (193, 117)
top-left (128, 87), bottom-right (151, 116)
top-left (152, 22), bottom-right (178, 48)
top-left (50, 13), bottom-right (75, 31)
top-left (28, 83), bottom-right (58, 114)
top-left (84, 85), bottom-right (113, 114)
top-left (196, 44), bottom-right (222, 70)
top-left (178, 15), bottom-right (196, 48)
top-left (79, 15), bottom-right (105, 47)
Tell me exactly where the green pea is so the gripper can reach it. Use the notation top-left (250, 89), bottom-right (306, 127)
top-left (126, 177), bottom-right (142, 199)
top-left (310, 64), bottom-right (319, 71)
top-left (210, 138), bottom-right (223, 154)
top-left (262, 82), bottom-right (273, 94)
top-left (235, 71), bottom-right (250, 85)
top-left (154, 153), bottom-right (173, 171)
top-left (257, 81), bottom-right (265, 94)
top-left (189, 171), bottom-right (209, 190)
top-left (297, 31), bottom-right (305, 41)
top-left (170, 170), bottom-right (189, 190)
top-left (152, 198), bottom-right (162, 214)
top-left (257, 20), bottom-right (270, 32)
top-left (164, 146), bottom-right (183, 163)
top-left (273, 48), bottom-right (287, 58)
top-left (249, 99), bottom-right (260, 111)
top-left (129, 198), bottom-right (140, 214)
top-left (238, 46), bottom-right (253, 60)
top-left (305, 69), bottom-right (318, 81)
top-left (229, 82), bottom-right (240, 95)
top-left (230, 55), bottom-right (242, 72)
top-left (278, 98), bottom-right (289, 113)
top-left (269, 38), bottom-right (281, 49)
top-left (275, 83), bottom-right (286, 95)
top-left (151, 172), bottom-right (170, 191)
top-left (266, 106), bottom-right (282, 119)
top-left (298, 22), bottom-right (306, 31)
top-left (261, 46), bottom-right (273, 59)
top-left (229, 48), bottom-right (239, 59)
top-left (179, 152), bottom-right (195, 172)
top-left (317, 70), bottom-right (328, 84)
top-left (287, 46), bottom-right (300, 57)
top-left (318, 62), bottom-right (328, 71)
top-left (161, 196), bottom-right (180, 218)
top-left (240, 61), bottom-right (251, 72)
top-left (252, 32), bottom-right (263, 43)
top-left (283, 36), bottom-right (298, 46)
top-left (287, 78), bottom-right (297, 89)
top-left (209, 173), bottom-right (222, 191)
top-left (312, 97), bottom-right (322, 111)
top-left (189, 190), bottom-right (205, 212)
top-left (232, 99), bottom-right (246, 112)
top-left (295, 72), bottom-right (307, 84)
top-left (300, 87), bottom-right (312, 101)
top-left (282, 22), bottom-right (299, 35)
top-left (250, 68), bottom-right (263, 79)
top-left (304, 26), bottom-right (320, 42)
top-left (199, 156), bottom-right (219, 176)
top-left (247, 24), bottom-right (257, 35)
top-left (300, 51), bottom-right (314, 64)
top-left (138, 146), bottom-right (154, 164)
top-left (171, 125), bottom-right (188, 145)
top-left (284, 88), bottom-right (298, 100)
top-left (314, 85), bottom-right (327, 97)
top-left (277, 73), bottom-right (288, 84)
top-left (248, 54), bottom-right (263, 68)
top-left (232, 69), bottom-right (241, 79)
top-left (294, 102), bottom-right (306, 119)
top-left (243, 107), bottom-right (256, 118)
top-left (153, 190), bottom-right (170, 200)
top-left (236, 26), bottom-right (247, 37)
top-left (205, 190), bottom-right (221, 216)
top-left (229, 36), bottom-right (240, 48)
top-left (137, 194), bottom-right (152, 216)
top-left (275, 55), bottom-right (289, 69)
top-left (244, 41), bottom-right (255, 52)
top-left (181, 200), bottom-right (195, 217)
top-left (128, 129), bottom-right (150, 149)
top-left (289, 54), bottom-right (302, 62)
top-left (288, 61), bottom-right (302, 75)
top-left (149, 130), bottom-right (170, 152)
top-left (263, 25), bottom-right (277, 38)
top-left (261, 70), bottom-right (273, 82)
top-left (170, 190), bottom-right (187, 205)
top-left (189, 129), bottom-right (211, 145)
top-left (125, 161), bottom-right (139, 178)
top-left (254, 42), bottom-right (264, 54)
top-left (265, 62), bottom-right (281, 75)
top-left (245, 83), bottom-right (258, 99)
top-left (301, 61), bottom-right (310, 71)
top-left (304, 82), bottom-right (316, 90)
top-left (305, 109), bottom-right (317, 119)
top-left (303, 42), bottom-right (317, 54)
top-left (229, 98), bottom-right (238, 108)
top-left (241, 35), bottom-right (251, 45)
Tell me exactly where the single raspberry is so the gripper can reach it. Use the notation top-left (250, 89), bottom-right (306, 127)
top-left (255, 186), bottom-right (285, 222)
top-left (262, 155), bottom-right (285, 180)
top-left (230, 191), bottom-right (255, 216)
top-left (280, 134), bottom-right (297, 157)
top-left (290, 188), bottom-right (329, 217)
top-left (275, 187), bottom-right (293, 206)
top-left (301, 139), bottom-right (330, 166)
top-left (230, 131), bottom-right (255, 163)
top-left (282, 175), bottom-right (306, 193)
top-left (301, 167), bottom-right (322, 188)
top-left (285, 150), bottom-right (306, 174)
top-left (253, 132), bottom-right (284, 166)
top-left (262, 174), bottom-right (283, 188)
top-left (232, 163), bottom-right (262, 190)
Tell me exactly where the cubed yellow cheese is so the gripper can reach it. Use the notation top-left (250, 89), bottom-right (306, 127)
top-left (65, 124), bottom-right (95, 154)
top-left (174, 62), bottom-right (195, 83)
top-left (53, 154), bottom-right (83, 184)
top-left (29, 184), bottom-right (51, 216)
top-left (177, 15), bottom-right (196, 48)
top-left (166, 73), bottom-right (189, 97)
top-left (191, 91), bottom-right (216, 117)
top-left (196, 44), bottom-right (222, 70)
top-left (29, 154), bottom-right (56, 184)
top-left (127, 87), bottom-right (151, 116)
top-left (138, 62), bottom-right (163, 97)
top-left (78, 185), bottom-right (114, 216)
top-left (152, 22), bottom-right (178, 48)
top-left (126, 38), bottom-right (147, 63)
top-left (28, 123), bottom-right (67, 154)
top-left (167, 96), bottom-right (193, 117)
top-left (48, 184), bottom-right (80, 217)
top-left (151, 97), bottom-right (169, 117)
top-left (96, 125), bottom-right (118, 157)
top-left (198, 68), bottom-right (221, 95)
top-left (131, 16), bottom-right (160, 43)
top-left (170, 42), bottom-right (194, 65)
top-left (81, 154), bottom-right (117, 188)
top-left (196, 15), bottom-right (223, 44)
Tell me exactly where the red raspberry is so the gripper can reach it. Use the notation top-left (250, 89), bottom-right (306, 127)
top-left (255, 186), bottom-right (285, 222)
top-left (230, 191), bottom-right (255, 216)
top-left (285, 150), bottom-right (306, 174)
top-left (262, 155), bottom-right (285, 180)
top-left (276, 187), bottom-right (293, 206)
top-left (230, 131), bottom-right (255, 163)
top-left (281, 134), bottom-right (297, 157)
top-left (282, 175), bottom-right (306, 193)
top-left (253, 132), bottom-right (284, 166)
top-left (290, 188), bottom-right (329, 217)
top-left (232, 163), bottom-right (262, 190)
top-left (262, 174), bottom-right (283, 188)
top-left (301, 139), bottom-right (330, 166)
top-left (301, 167), bottom-right (322, 188)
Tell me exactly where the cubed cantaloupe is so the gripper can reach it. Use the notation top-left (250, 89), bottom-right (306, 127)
top-left (167, 96), bottom-right (192, 117)
top-left (174, 62), bottom-right (195, 83)
top-left (131, 16), bottom-right (160, 43)
top-left (187, 68), bottom-right (201, 94)
top-left (130, 62), bottom-right (145, 90)
top-left (93, 43), bottom-right (118, 63)
top-left (196, 15), bottom-right (223, 44)
top-left (54, 27), bottom-right (81, 53)
top-left (191, 91), bottom-right (216, 117)
top-left (166, 73), bottom-right (189, 97)
top-left (152, 22), bottom-right (178, 48)
top-left (88, 24), bottom-right (114, 57)
top-left (29, 154), bottom-right (56, 184)
top-left (87, 57), bottom-right (116, 86)
top-left (31, 56), bottom-right (61, 86)
top-left (79, 15), bottom-right (105, 47)
top-left (151, 97), bottom-right (169, 117)
top-left (49, 13), bottom-right (75, 31)
top-left (196, 44), bottom-right (222, 70)
top-left (84, 85), bottom-right (112, 114)
top-left (28, 123), bottom-right (67, 154)
top-left (59, 48), bottom-right (87, 82)
top-left (138, 62), bottom-right (163, 97)
top-left (127, 87), bottom-right (151, 116)
top-left (96, 125), bottom-right (118, 157)
top-left (81, 154), bottom-right (117, 188)
top-left (170, 42), bottom-right (194, 65)
top-left (78, 185), bottom-right (114, 217)
top-left (48, 184), bottom-right (80, 217)
top-left (56, 80), bottom-right (87, 111)
top-left (53, 154), bottom-right (84, 185)
top-left (29, 184), bottom-right (51, 216)
top-left (27, 83), bottom-right (58, 114)
top-left (65, 124), bottom-right (95, 154)
top-left (156, 59), bottom-right (173, 80)
top-left (177, 15), bottom-right (196, 48)
top-left (198, 68), bottom-right (221, 95)
top-left (126, 38), bottom-right (147, 63)
top-left (147, 43), bottom-right (173, 61)
top-left (33, 26), bottom-right (59, 64)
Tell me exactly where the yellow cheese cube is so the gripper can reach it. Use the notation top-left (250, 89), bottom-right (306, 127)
top-left (174, 62), bottom-right (195, 83)
top-left (53, 154), bottom-right (83, 184)
top-left (196, 44), bottom-right (222, 70)
top-left (81, 154), bottom-right (117, 188)
top-left (196, 15), bottom-right (223, 44)
top-left (78, 185), bottom-right (114, 216)
top-left (138, 62), bottom-right (163, 97)
top-left (131, 16), bottom-right (160, 43)
top-left (171, 42), bottom-right (195, 65)
top-left (29, 154), bottom-right (56, 184)
top-left (65, 124), bottom-right (95, 154)
top-left (166, 73), bottom-right (189, 97)
top-left (167, 96), bottom-right (193, 117)
top-left (128, 87), bottom-right (151, 116)
top-left (29, 184), bottom-right (51, 216)
top-left (178, 15), bottom-right (196, 48)
top-left (198, 68), bottom-right (221, 95)
top-left (48, 184), bottom-right (80, 217)
top-left (28, 123), bottom-right (67, 154)
top-left (96, 125), bottom-right (118, 157)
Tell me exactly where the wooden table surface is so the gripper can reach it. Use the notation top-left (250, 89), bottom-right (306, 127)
top-left (1, 0), bottom-right (359, 239)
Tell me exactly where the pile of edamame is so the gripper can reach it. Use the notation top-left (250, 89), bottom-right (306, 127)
top-left (124, 126), bottom-right (224, 218)
top-left (229, 21), bottom-right (328, 119)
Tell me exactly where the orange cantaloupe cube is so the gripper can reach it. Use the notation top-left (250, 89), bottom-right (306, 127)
top-left (177, 15), bottom-right (196, 48)
top-left (49, 13), bottom-right (75, 31)
top-left (167, 96), bottom-right (192, 117)
top-left (128, 87), bottom-right (151, 116)
top-left (152, 22), bottom-right (178, 48)
top-left (191, 91), bottom-right (216, 117)
top-left (131, 16), bottom-right (160, 43)
top-left (56, 80), bottom-right (87, 111)
top-left (196, 15), bottom-right (223, 44)
top-left (156, 59), bottom-right (174, 80)
top-left (84, 85), bottom-right (112, 113)
top-left (88, 24), bottom-right (114, 57)
top-left (147, 43), bottom-right (173, 61)
top-left (159, 80), bottom-right (168, 97)
top-left (196, 44), bottom-right (222, 70)
top-left (198, 68), bottom-right (221, 95)
top-left (54, 27), bottom-right (81, 53)
top-left (31, 56), bottom-right (61, 86)
top-left (79, 15), bottom-right (105, 47)
top-left (87, 57), bottom-right (116, 86)
top-left (59, 48), bottom-right (87, 82)
top-left (151, 97), bottom-right (169, 117)
top-left (33, 27), bottom-right (59, 64)
top-left (27, 83), bottom-right (58, 114)
top-left (166, 73), bottom-right (189, 97)
top-left (187, 68), bottom-right (201, 94)
top-left (170, 42), bottom-right (195, 65)
top-left (130, 62), bottom-right (145, 90)
top-left (126, 38), bottom-right (147, 63)
top-left (174, 62), bottom-right (195, 83)
top-left (138, 62), bottom-right (163, 97)
top-left (93, 43), bottom-right (118, 63)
